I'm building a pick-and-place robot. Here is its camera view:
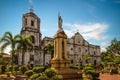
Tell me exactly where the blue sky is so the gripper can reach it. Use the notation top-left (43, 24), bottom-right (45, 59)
top-left (0, 0), bottom-right (120, 53)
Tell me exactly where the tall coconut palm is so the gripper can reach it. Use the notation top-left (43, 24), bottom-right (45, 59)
top-left (0, 32), bottom-right (19, 72)
top-left (42, 43), bottom-right (54, 66)
top-left (42, 46), bottom-right (47, 66)
top-left (16, 35), bottom-right (33, 65)
top-left (46, 43), bottom-right (54, 59)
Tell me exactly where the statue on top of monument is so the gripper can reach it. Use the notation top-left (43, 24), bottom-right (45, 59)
top-left (58, 13), bottom-right (63, 29)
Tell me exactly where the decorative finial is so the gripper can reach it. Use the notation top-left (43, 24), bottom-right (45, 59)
top-left (58, 12), bottom-right (63, 29)
top-left (29, 0), bottom-right (34, 12)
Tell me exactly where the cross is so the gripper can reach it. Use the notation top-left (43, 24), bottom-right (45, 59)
top-left (29, 0), bottom-right (34, 12)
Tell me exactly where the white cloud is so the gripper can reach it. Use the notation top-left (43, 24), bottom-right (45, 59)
top-left (64, 22), bottom-right (108, 40)
top-left (101, 47), bottom-right (106, 52)
top-left (4, 46), bottom-right (11, 54)
top-left (101, 41), bottom-right (110, 47)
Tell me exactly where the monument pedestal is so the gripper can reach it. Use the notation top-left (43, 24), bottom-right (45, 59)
top-left (51, 60), bottom-right (70, 68)
top-left (51, 60), bottom-right (82, 79)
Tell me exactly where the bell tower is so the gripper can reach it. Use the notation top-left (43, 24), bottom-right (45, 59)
top-left (19, 8), bottom-right (42, 66)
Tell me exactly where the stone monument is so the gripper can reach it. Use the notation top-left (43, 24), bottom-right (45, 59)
top-left (51, 14), bottom-right (82, 79)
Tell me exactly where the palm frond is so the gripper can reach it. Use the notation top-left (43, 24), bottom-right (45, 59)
top-left (4, 32), bottom-right (13, 39)
top-left (0, 42), bottom-right (10, 53)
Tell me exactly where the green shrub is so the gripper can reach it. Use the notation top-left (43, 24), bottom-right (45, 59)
top-left (13, 65), bottom-right (19, 71)
top-left (110, 68), bottom-right (118, 74)
top-left (30, 73), bottom-right (40, 79)
top-left (32, 66), bottom-right (44, 73)
top-left (1, 65), bottom-right (6, 73)
top-left (24, 70), bottom-right (33, 78)
top-left (36, 76), bottom-right (49, 80)
top-left (45, 68), bottom-right (57, 78)
top-left (20, 65), bottom-right (27, 74)
top-left (82, 63), bottom-right (95, 74)
top-left (6, 72), bottom-right (11, 77)
top-left (7, 66), bottom-right (12, 72)
top-left (53, 75), bottom-right (63, 80)
top-left (69, 64), bottom-right (78, 69)
top-left (92, 72), bottom-right (100, 80)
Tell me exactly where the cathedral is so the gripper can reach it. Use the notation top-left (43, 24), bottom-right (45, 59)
top-left (18, 8), bottom-right (101, 66)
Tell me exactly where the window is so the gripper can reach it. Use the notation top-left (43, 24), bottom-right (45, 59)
top-left (31, 20), bottom-right (34, 26)
top-left (25, 19), bottom-right (27, 25)
top-left (71, 48), bottom-right (73, 50)
top-left (31, 36), bottom-right (35, 43)
top-left (30, 55), bottom-right (34, 61)
top-left (94, 51), bottom-right (96, 55)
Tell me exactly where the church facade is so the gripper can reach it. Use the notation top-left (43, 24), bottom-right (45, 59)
top-left (18, 9), bottom-right (101, 66)
top-left (42, 32), bottom-right (101, 65)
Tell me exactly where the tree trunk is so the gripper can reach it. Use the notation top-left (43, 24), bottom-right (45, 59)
top-left (11, 52), bottom-right (14, 73)
top-left (22, 50), bottom-right (25, 65)
top-left (43, 53), bottom-right (45, 66)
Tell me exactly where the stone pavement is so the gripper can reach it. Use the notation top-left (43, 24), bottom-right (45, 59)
top-left (100, 73), bottom-right (120, 80)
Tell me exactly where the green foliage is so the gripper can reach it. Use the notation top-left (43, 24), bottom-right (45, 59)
top-left (110, 68), bottom-right (118, 74)
top-left (113, 56), bottom-right (120, 64)
top-left (43, 42), bottom-right (54, 66)
top-left (82, 63), bottom-right (95, 74)
top-left (7, 66), bottom-right (12, 72)
top-left (69, 64), bottom-right (78, 69)
top-left (82, 63), bottom-right (100, 80)
top-left (32, 66), bottom-right (44, 73)
top-left (0, 32), bottom-right (21, 72)
top-left (1, 65), bottom-right (6, 73)
top-left (24, 70), bottom-right (33, 78)
top-left (13, 65), bottom-right (19, 71)
top-left (16, 35), bottom-right (33, 65)
top-left (83, 54), bottom-right (91, 63)
top-left (13, 54), bottom-right (18, 65)
top-left (91, 72), bottom-right (100, 80)
top-left (20, 65), bottom-right (28, 74)
top-left (107, 38), bottom-right (120, 54)
top-left (0, 57), bottom-right (5, 65)
top-left (36, 76), bottom-right (49, 80)
top-left (30, 73), bottom-right (40, 79)
top-left (45, 68), bottom-right (57, 78)
top-left (53, 75), bottom-right (63, 80)
top-left (6, 71), bottom-right (11, 77)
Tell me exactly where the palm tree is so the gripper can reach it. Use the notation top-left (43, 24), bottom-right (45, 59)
top-left (42, 46), bottom-right (47, 66)
top-left (46, 43), bottom-right (54, 59)
top-left (16, 35), bottom-right (33, 65)
top-left (42, 43), bottom-right (54, 66)
top-left (0, 32), bottom-right (19, 72)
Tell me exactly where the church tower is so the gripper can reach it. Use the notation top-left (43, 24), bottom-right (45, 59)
top-left (19, 8), bottom-right (42, 66)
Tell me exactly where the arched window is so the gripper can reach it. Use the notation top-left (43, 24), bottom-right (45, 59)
top-left (94, 60), bottom-right (97, 65)
top-left (31, 36), bottom-right (35, 43)
top-left (30, 54), bottom-right (34, 61)
top-left (62, 41), bottom-right (65, 59)
top-left (25, 19), bottom-right (27, 25)
top-left (31, 20), bottom-right (34, 26)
